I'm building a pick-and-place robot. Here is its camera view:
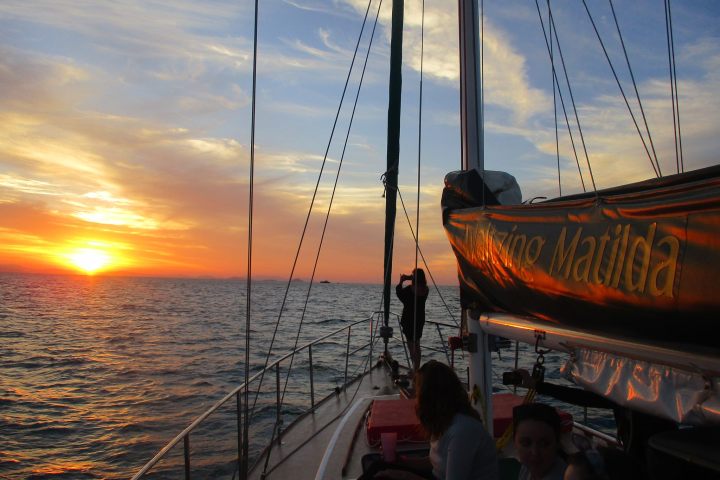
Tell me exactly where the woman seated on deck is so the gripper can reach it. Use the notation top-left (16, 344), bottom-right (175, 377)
top-left (513, 403), bottom-right (566, 480)
top-left (366, 360), bottom-right (498, 480)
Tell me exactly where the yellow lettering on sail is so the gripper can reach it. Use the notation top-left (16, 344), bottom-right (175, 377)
top-left (611, 225), bottom-right (631, 288)
top-left (525, 236), bottom-right (545, 266)
top-left (572, 236), bottom-right (596, 282)
top-left (550, 227), bottom-right (582, 279)
top-left (624, 224), bottom-right (656, 293)
top-left (603, 224), bottom-right (624, 286)
top-left (591, 228), bottom-right (611, 284)
top-left (648, 235), bottom-right (680, 297)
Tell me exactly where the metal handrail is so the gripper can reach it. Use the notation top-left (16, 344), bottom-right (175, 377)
top-left (131, 313), bottom-right (457, 479)
top-left (131, 315), bottom-right (377, 480)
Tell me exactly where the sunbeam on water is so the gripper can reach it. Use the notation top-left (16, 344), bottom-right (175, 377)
top-left (0, 273), bottom-right (613, 479)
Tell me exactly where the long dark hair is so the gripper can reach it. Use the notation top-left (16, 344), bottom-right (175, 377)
top-left (412, 268), bottom-right (428, 296)
top-left (412, 268), bottom-right (427, 286)
top-left (415, 361), bottom-right (480, 438)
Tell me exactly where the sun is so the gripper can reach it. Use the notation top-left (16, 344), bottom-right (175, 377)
top-left (67, 248), bottom-right (112, 275)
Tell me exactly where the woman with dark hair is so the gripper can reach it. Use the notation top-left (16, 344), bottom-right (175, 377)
top-left (513, 403), bottom-right (566, 480)
top-left (396, 268), bottom-right (429, 371)
top-left (368, 361), bottom-right (498, 480)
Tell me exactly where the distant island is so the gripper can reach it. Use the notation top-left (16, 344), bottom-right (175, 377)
top-left (319, 280), bottom-right (331, 284)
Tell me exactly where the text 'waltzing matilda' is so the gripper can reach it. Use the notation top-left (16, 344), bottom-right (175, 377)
top-left (465, 222), bottom-right (680, 298)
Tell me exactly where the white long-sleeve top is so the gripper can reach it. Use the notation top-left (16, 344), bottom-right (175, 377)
top-left (429, 413), bottom-right (499, 480)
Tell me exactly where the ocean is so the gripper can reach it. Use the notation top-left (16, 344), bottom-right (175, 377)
top-left (1, 273), bottom-right (613, 479)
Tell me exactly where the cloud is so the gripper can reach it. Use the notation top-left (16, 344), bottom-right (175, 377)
top-left (1, 1), bottom-right (716, 285)
top-left (523, 38), bottom-right (720, 195)
top-left (0, 43), bottom-right (401, 279)
top-left (342, 0), bottom-right (550, 125)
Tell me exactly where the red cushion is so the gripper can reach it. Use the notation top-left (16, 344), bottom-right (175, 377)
top-left (366, 394), bottom-right (574, 444)
top-left (366, 398), bottom-right (426, 445)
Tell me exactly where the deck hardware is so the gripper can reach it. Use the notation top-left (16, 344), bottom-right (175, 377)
top-left (534, 330), bottom-right (550, 355)
top-left (236, 391), bottom-right (242, 478)
top-left (532, 331), bottom-right (550, 383)
top-left (463, 332), bottom-right (478, 353)
top-left (276, 363), bottom-right (282, 444)
top-left (344, 326), bottom-right (352, 387)
top-left (309, 344), bottom-right (315, 410)
top-left (448, 335), bottom-right (463, 367)
top-left (183, 435), bottom-right (190, 480)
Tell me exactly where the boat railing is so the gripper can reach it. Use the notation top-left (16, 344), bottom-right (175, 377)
top-left (131, 314), bottom-right (382, 479)
top-left (131, 311), bottom-right (460, 480)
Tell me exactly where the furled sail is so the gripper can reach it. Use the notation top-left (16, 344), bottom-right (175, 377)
top-left (442, 165), bottom-right (720, 353)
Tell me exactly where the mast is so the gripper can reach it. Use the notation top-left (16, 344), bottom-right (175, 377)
top-left (458, 0), bottom-right (493, 434)
top-left (382, 0), bottom-right (403, 351)
top-left (459, 0), bottom-right (483, 173)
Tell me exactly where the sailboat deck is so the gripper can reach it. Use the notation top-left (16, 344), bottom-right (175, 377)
top-left (250, 363), bottom-right (418, 480)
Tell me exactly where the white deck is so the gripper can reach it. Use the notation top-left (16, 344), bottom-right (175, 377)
top-left (249, 362), bottom-right (422, 480)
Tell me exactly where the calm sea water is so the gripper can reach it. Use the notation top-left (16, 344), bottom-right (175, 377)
top-left (1, 273), bottom-right (612, 479)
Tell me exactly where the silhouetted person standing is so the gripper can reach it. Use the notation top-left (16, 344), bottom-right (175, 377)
top-left (396, 268), bottom-right (428, 371)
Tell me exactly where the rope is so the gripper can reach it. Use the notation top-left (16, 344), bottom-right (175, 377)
top-left (480, 0), bottom-right (485, 206)
top-left (582, 0), bottom-right (662, 178)
top-left (549, 1), bottom-right (561, 197)
top-left (257, 3), bottom-right (383, 473)
top-left (242, 0), bottom-right (259, 475)
top-left (609, 0), bottom-right (660, 175)
top-left (534, 0), bottom-right (588, 193)
top-left (380, 173), bottom-right (397, 334)
top-left (665, 0), bottom-right (684, 173)
top-left (277, 0), bottom-right (384, 412)
top-left (257, 319), bottom-right (382, 478)
top-left (396, 186), bottom-right (458, 327)
top-left (411, 0), bottom-right (425, 363)
top-left (248, 0), bottom-right (376, 423)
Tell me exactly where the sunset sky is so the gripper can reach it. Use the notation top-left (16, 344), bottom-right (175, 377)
top-left (0, 0), bottom-right (718, 284)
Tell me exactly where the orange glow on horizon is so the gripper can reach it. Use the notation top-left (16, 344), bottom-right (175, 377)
top-left (57, 242), bottom-right (125, 275)
top-left (67, 248), bottom-right (110, 274)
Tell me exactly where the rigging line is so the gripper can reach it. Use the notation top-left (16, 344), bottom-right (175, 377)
top-left (534, 0), bottom-right (587, 192)
top-left (546, 5), bottom-right (593, 192)
top-left (376, 178), bottom-right (398, 328)
top-left (582, 0), bottom-right (661, 178)
top-left (378, 218), bottom-right (396, 318)
top-left (396, 185), bottom-right (458, 326)
top-left (242, 0), bottom-right (259, 475)
top-left (609, 0), bottom-right (660, 174)
top-left (277, 0), bottom-right (384, 411)
top-left (549, 0), bottom-right (561, 196)
top-left (247, 0), bottom-right (376, 421)
top-left (259, 313), bottom-right (382, 478)
top-left (543, 2), bottom-right (597, 192)
top-left (669, 0), bottom-right (684, 173)
top-left (480, 0), bottom-right (485, 207)
top-left (664, 0), bottom-right (685, 173)
top-left (664, 0), bottom-right (678, 174)
top-left (413, 0), bottom-right (425, 351)
top-left (396, 314), bottom-right (413, 369)
top-left (257, 324), bottom-right (380, 478)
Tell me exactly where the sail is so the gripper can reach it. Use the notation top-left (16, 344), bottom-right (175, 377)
top-left (442, 165), bottom-right (720, 353)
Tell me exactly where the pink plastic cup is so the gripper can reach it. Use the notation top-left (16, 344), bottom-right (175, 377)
top-left (381, 431), bottom-right (397, 463)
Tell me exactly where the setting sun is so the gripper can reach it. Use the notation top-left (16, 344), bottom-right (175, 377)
top-left (67, 248), bottom-right (111, 274)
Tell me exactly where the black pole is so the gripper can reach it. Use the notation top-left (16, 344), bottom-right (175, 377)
top-left (382, 0), bottom-right (403, 344)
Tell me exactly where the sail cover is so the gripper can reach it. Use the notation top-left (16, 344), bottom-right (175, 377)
top-left (442, 166), bottom-right (720, 353)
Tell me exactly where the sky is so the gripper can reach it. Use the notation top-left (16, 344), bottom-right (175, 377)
top-left (0, 0), bottom-right (718, 284)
